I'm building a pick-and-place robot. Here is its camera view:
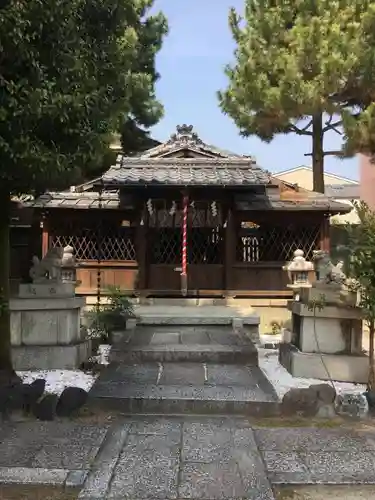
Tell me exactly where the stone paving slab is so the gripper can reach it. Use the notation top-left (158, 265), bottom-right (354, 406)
top-left (114, 325), bottom-right (255, 348)
top-left (0, 422), bottom-right (108, 470)
top-left (0, 467), bottom-right (88, 487)
top-left (79, 416), bottom-right (275, 500)
top-left (110, 325), bottom-right (259, 365)
top-left (255, 427), bottom-right (375, 485)
top-left (89, 360), bottom-right (278, 416)
top-left (2, 418), bottom-right (375, 497)
top-left (110, 343), bottom-right (258, 364)
top-left (134, 305), bottom-right (260, 326)
top-left (89, 382), bottom-right (279, 416)
top-left (254, 427), bottom-right (375, 453)
top-left (100, 362), bottom-right (269, 387)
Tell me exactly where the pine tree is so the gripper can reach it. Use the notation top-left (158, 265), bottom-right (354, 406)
top-left (0, 0), bottom-right (167, 377)
top-left (340, 6), bottom-right (375, 156)
top-left (218, 0), bottom-right (370, 193)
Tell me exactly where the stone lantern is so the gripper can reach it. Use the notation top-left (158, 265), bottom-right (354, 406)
top-left (61, 245), bottom-right (78, 284)
top-left (283, 249), bottom-right (314, 301)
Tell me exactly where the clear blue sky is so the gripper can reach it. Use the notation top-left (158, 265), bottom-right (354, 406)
top-left (150, 0), bottom-right (358, 181)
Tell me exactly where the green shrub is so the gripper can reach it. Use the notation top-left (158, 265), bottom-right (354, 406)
top-left (86, 286), bottom-right (135, 343)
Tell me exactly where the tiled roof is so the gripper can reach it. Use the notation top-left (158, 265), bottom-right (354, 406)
top-left (29, 186), bottom-right (351, 213)
top-left (102, 157), bottom-right (271, 187)
top-left (235, 197), bottom-right (351, 212)
top-left (26, 125), bottom-right (354, 214)
top-left (29, 191), bottom-right (121, 209)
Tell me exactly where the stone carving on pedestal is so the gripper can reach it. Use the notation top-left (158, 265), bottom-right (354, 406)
top-left (280, 249), bottom-right (366, 384)
top-left (29, 247), bottom-right (64, 284)
top-left (312, 249), bottom-right (347, 285)
top-left (11, 246), bottom-right (89, 370)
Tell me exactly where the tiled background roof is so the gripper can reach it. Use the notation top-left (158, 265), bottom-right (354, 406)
top-left (102, 158), bottom-right (271, 186)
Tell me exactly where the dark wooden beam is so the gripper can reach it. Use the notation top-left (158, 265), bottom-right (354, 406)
top-left (135, 206), bottom-right (148, 295)
top-left (224, 206), bottom-right (235, 294)
top-left (319, 217), bottom-right (330, 252)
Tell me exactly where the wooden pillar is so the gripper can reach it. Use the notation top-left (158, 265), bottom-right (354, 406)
top-left (181, 192), bottom-right (189, 296)
top-left (41, 213), bottom-right (49, 257)
top-left (319, 216), bottom-right (330, 252)
top-left (136, 206), bottom-right (147, 294)
top-left (224, 206), bottom-right (236, 294)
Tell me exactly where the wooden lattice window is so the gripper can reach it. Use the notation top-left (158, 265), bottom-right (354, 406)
top-left (189, 202), bottom-right (223, 264)
top-left (189, 228), bottom-right (223, 264)
top-left (150, 228), bottom-right (181, 265)
top-left (148, 199), bottom-right (224, 265)
top-left (237, 223), bottom-right (320, 262)
top-left (50, 220), bottom-right (136, 261)
top-left (148, 201), bottom-right (181, 264)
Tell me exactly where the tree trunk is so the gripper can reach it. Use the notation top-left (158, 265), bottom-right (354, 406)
top-left (312, 113), bottom-right (324, 193)
top-left (0, 190), bottom-right (15, 380)
top-left (368, 319), bottom-right (375, 391)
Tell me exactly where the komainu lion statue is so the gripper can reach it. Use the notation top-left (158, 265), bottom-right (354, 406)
top-left (29, 247), bottom-right (64, 283)
top-left (312, 249), bottom-right (347, 285)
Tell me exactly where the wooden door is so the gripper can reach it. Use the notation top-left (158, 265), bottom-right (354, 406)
top-left (146, 199), bottom-right (225, 294)
top-left (147, 203), bottom-right (182, 292)
top-left (187, 202), bottom-right (224, 291)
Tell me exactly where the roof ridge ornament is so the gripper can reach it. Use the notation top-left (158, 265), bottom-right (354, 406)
top-left (168, 124), bottom-right (203, 146)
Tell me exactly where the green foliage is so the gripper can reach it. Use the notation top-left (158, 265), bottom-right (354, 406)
top-left (0, 0), bottom-right (168, 194)
top-left (269, 319), bottom-right (287, 335)
top-left (345, 201), bottom-right (375, 389)
top-left (346, 202), bottom-right (375, 322)
top-left (0, 0), bottom-right (167, 371)
top-left (86, 286), bottom-right (135, 343)
top-left (306, 294), bottom-right (326, 313)
top-left (218, 0), bottom-right (372, 191)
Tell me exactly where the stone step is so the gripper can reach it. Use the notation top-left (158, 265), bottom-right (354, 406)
top-left (134, 304), bottom-right (259, 330)
top-left (88, 363), bottom-right (279, 417)
top-left (110, 325), bottom-right (259, 365)
top-left (110, 343), bottom-right (258, 365)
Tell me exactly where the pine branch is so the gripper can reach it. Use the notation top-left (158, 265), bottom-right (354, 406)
top-left (304, 150), bottom-right (344, 157)
top-left (289, 121), bottom-right (313, 136)
top-left (323, 119), bottom-right (343, 134)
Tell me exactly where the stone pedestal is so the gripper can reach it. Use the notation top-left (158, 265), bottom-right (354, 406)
top-left (10, 283), bottom-right (90, 370)
top-left (279, 294), bottom-right (367, 384)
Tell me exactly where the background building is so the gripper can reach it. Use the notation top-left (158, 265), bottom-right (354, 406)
top-left (274, 165), bottom-right (359, 225)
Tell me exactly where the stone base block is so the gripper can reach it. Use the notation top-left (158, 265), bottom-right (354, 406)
top-left (110, 344), bottom-right (259, 365)
top-left (135, 305), bottom-right (260, 327)
top-left (242, 325), bottom-right (260, 344)
top-left (11, 340), bottom-right (92, 370)
top-left (279, 342), bottom-right (368, 384)
top-left (18, 283), bottom-right (76, 299)
top-left (10, 297), bottom-right (85, 346)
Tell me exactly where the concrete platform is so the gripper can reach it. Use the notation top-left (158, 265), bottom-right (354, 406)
top-left (135, 305), bottom-right (259, 325)
top-left (83, 296), bottom-right (286, 336)
top-left (88, 362), bottom-right (279, 416)
top-left (111, 344), bottom-right (258, 364)
top-left (110, 325), bottom-right (258, 365)
top-left (90, 324), bottom-right (278, 417)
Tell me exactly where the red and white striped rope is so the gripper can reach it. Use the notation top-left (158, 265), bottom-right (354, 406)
top-left (181, 195), bottom-right (188, 276)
